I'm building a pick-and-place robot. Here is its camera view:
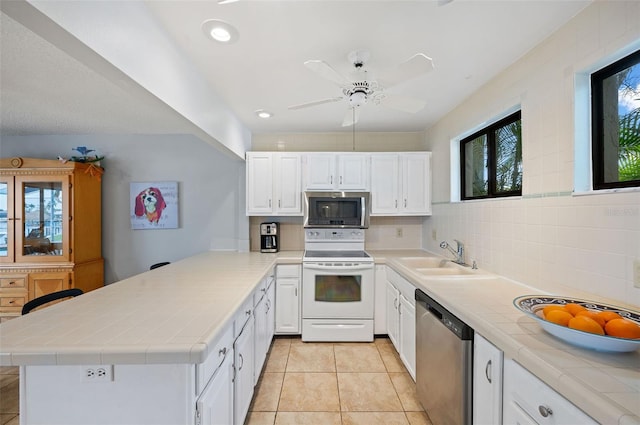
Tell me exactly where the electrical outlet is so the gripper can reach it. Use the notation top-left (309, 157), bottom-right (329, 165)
top-left (634, 259), bottom-right (640, 289)
top-left (82, 365), bottom-right (113, 383)
top-left (431, 229), bottom-right (437, 241)
top-left (396, 228), bottom-right (403, 238)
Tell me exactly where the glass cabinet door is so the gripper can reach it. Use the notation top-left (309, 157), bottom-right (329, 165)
top-left (0, 177), bottom-right (14, 262)
top-left (15, 175), bottom-right (70, 262)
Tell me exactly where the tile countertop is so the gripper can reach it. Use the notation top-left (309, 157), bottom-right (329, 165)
top-left (0, 251), bottom-right (300, 367)
top-left (373, 250), bottom-right (640, 425)
top-left (1, 248), bottom-right (638, 424)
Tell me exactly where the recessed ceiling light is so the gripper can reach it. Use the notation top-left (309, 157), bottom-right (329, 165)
top-left (255, 110), bottom-right (273, 119)
top-left (202, 19), bottom-right (239, 44)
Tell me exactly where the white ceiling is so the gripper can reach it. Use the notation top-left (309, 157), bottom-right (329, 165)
top-left (1, 0), bottom-right (592, 141)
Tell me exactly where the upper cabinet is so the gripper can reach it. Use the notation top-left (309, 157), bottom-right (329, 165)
top-left (304, 153), bottom-right (369, 191)
top-left (246, 152), bottom-right (302, 216)
top-left (0, 158), bottom-right (104, 319)
top-left (370, 153), bottom-right (432, 216)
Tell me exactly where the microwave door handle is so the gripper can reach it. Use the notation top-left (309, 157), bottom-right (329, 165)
top-left (304, 263), bottom-right (373, 272)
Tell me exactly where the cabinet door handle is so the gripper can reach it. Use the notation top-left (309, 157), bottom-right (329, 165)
top-left (238, 353), bottom-right (244, 371)
top-left (278, 199), bottom-right (281, 208)
top-left (404, 199), bottom-right (407, 208)
top-left (330, 176), bottom-right (333, 185)
top-left (340, 176), bottom-right (343, 184)
top-left (216, 347), bottom-right (228, 370)
top-left (395, 200), bottom-right (398, 208)
top-left (538, 405), bottom-right (553, 418)
top-left (294, 287), bottom-right (298, 296)
top-left (394, 297), bottom-right (398, 310)
top-left (268, 199), bottom-right (272, 208)
top-left (485, 360), bottom-right (492, 383)
top-left (246, 309), bottom-right (252, 316)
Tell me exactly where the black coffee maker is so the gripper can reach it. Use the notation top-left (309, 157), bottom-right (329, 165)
top-left (260, 222), bottom-right (279, 253)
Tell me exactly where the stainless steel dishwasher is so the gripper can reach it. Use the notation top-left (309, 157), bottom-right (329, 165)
top-left (415, 289), bottom-right (473, 425)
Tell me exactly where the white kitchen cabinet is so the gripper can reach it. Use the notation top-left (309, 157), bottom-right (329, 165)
top-left (246, 152), bottom-right (302, 215)
top-left (254, 271), bottom-right (275, 383)
top-left (374, 265), bottom-right (387, 334)
top-left (385, 281), bottom-right (400, 349)
top-left (385, 267), bottom-right (416, 380)
top-left (304, 153), bottom-right (369, 191)
top-left (503, 359), bottom-right (597, 425)
top-left (275, 264), bottom-right (301, 334)
top-left (233, 305), bottom-right (255, 425)
top-left (196, 343), bottom-right (234, 425)
top-left (266, 274), bottom-right (275, 342)
top-left (473, 333), bottom-right (503, 425)
top-left (398, 292), bottom-right (416, 380)
top-left (370, 152), bottom-right (432, 215)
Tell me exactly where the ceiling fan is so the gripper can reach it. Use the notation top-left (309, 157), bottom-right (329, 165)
top-left (288, 49), bottom-right (434, 127)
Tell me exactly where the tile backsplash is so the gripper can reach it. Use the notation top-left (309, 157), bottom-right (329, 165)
top-left (249, 216), bottom-right (424, 252)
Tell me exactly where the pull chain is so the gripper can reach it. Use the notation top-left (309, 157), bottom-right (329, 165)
top-left (352, 107), bottom-right (356, 151)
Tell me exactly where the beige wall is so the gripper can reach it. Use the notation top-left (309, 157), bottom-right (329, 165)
top-left (423, 1), bottom-right (640, 306)
top-left (252, 132), bottom-right (426, 152)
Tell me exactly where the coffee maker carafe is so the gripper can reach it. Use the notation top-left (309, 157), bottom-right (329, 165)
top-left (260, 222), bottom-right (279, 253)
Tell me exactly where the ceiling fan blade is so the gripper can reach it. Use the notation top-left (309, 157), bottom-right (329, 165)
top-left (379, 94), bottom-right (426, 114)
top-left (288, 97), bottom-right (343, 110)
top-left (379, 53), bottom-right (434, 88)
top-left (342, 107), bottom-right (360, 127)
top-left (304, 60), bottom-right (351, 87)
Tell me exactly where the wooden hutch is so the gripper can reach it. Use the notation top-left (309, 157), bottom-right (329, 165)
top-left (0, 157), bottom-right (104, 321)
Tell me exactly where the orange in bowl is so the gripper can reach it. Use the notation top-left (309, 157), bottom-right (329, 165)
top-left (597, 311), bottom-right (623, 323)
top-left (604, 318), bottom-right (640, 339)
top-left (568, 315), bottom-right (605, 335)
top-left (565, 303), bottom-right (587, 316)
top-left (545, 309), bottom-right (573, 327)
top-left (575, 310), bottom-right (606, 328)
top-left (542, 305), bottom-right (567, 317)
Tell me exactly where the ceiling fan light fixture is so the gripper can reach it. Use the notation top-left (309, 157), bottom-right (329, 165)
top-left (202, 19), bottom-right (239, 44)
top-left (349, 91), bottom-right (367, 108)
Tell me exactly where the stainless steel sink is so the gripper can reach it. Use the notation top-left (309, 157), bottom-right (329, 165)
top-left (396, 257), bottom-right (488, 278)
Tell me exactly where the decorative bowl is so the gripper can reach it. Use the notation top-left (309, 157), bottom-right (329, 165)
top-left (513, 295), bottom-right (640, 352)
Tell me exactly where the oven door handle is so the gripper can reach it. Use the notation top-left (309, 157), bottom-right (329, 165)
top-left (303, 263), bottom-right (373, 272)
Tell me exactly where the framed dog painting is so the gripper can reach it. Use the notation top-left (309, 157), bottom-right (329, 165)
top-left (130, 181), bottom-right (178, 229)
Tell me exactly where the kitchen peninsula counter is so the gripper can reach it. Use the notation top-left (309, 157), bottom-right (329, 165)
top-left (0, 251), bottom-right (301, 366)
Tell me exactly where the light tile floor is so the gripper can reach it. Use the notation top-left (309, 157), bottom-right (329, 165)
top-left (0, 337), bottom-right (432, 425)
top-left (246, 337), bottom-right (432, 425)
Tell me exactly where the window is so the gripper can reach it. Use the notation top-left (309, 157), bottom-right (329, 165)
top-left (591, 49), bottom-right (640, 190)
top-left (460, 111), bottom-right (522, 200)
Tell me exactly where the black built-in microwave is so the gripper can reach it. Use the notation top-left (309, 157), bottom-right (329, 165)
top-left (304, 191), bottom-right (370, 228)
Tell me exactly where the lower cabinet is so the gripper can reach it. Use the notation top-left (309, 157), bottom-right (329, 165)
top-left (196, 328), bottom-right (235, 425)
top-left (275, 265), bottom-right (301, 334)
top-left (254, 270), bottom-right (275, 384)
top-left (385, 281), bottom-right (400, 348)
top-left (502, 358), bottom-right (597, 425)
top-left (398, 292), bottom-right (416, 379)
top-left (234, 307), bottom-right (255, 425)
top-left (385, 268), bottom-right (416, 380)
top-left (473, 333), bottom-right (503, 425)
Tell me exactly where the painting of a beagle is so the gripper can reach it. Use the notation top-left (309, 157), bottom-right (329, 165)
top-left (134, 187), bottom-right (166, 224)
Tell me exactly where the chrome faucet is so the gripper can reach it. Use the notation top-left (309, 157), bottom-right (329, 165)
top-left (440, 240), bottom-right (466, 265)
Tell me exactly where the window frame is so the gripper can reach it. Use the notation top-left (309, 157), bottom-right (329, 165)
top-left (591, 49), bottom-right (640, 190)
top-left (460, 110), bottom-right (522, 200)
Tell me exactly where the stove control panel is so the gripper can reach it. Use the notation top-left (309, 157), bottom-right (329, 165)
top-left (305, 228), bottom-right (365, 242)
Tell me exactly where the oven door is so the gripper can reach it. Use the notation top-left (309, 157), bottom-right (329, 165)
top-left (302, 262), bottom-right (374, 319)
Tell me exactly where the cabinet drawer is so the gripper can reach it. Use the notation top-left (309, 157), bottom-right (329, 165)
top-left (196, 325), bottom-right (234, 395)
top-left (277, 264), bottom-right (300, 278)
top-left (0, 294), bottom-right (27, 310)
top-left (0, 277), bottom-right (27, 288)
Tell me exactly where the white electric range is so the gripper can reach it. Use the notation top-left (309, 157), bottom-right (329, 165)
top-left (301, 228), bottom-right (374, 342)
